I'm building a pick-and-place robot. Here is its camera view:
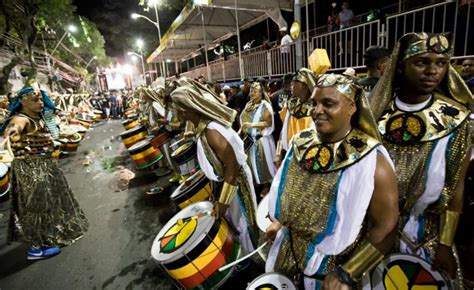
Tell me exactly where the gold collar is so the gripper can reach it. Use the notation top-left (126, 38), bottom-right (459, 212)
top-left (293, 127), bottom-right (380, 173)
top-left (378, 92), bottom-right (470, 144)
top-left (287, 96), bottom-right (313, 119)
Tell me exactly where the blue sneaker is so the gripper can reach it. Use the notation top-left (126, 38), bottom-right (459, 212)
top-left (27, 246), bottom-right (61, 260)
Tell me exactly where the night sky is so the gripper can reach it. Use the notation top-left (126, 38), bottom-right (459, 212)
top-left (73, 0), bottom-right (182, 61)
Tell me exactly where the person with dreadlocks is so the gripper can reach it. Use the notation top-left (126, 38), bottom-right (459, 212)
top-left (171, 78), bottom-right (259, 254)
top-left (1, 84), bottom-right (88, 260)
top-left (370, 32), bottom-right (473, 286)
top-left (240, 82), bottom-right (277, 196)
top-left (265, 74), bottom-right (399, 289)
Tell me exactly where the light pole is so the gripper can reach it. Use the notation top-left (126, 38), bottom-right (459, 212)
top-left (128, 51), bottom-right (146, 85)
top-left (49, 25), bottom-right (77, 59)
top-left (131, 2), bottom-right (167, 78)
top-left (85, 56), bottom-right (97, 69)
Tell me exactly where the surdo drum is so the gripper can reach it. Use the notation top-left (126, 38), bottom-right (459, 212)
top-left (151, 201), bottom-right (240, 289)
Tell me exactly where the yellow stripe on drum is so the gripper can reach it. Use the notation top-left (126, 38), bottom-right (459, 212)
top-left (167, 220), bottom-right (229, 279)
top-left (123, 132), bottom-right (147, 146)
top-left (0, 175), bottom-right (9, 187)
top-left (177, 184), bottom-right (212, 209)
top-left (130, 146), bottom-right (156, 160)
top-left (124, 121), bottom-right (139, 130)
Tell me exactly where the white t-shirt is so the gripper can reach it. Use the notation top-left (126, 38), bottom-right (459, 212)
top-left (280, 35), bottom-right (293, 54)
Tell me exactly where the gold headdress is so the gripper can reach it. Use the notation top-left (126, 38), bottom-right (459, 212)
top-left (316, 73), bottom-right (380, 140)
top-left (294, 68), bottom-right (318, 92)
top-left (171, 78), bottom-right (236, 128)
top-left (370, 32), bottom-right (473, 120)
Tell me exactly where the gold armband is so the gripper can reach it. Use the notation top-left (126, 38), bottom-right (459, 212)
top-left (276, 141), bottom-right (282, 156)
top-left (439, 210), bottom-right (461, 247)
top-left (218, 182), bottom-right (238, 205)
top-left (342, 239), bottom-right (384, 280)
top-left (252, 122), bottom-right (268, 129)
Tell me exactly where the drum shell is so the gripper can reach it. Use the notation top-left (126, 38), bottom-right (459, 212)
top-left (122, 119), bottom-right (139, 130)
top-left (170, 172), bottom-right (212, 209)
top-left (120, 126), bottom-right (147, 149)
top-left (247, 273), bottom-right (296, 290)
top-left (171, 142), bottom-right (198, 176)
top-left (0, 164), bottom-right (10, 203)
top-left (78, 119), bottom-right (91, 129)
top-left (128, 140), bottom-right (163, 170)
top-left (93, 109), bottom-right (104, 120)
top-left (150, 132), bottom-right (170, 149)
top-left (59, 134), bottom-right (82, 152)
top-left (156, 218), bottom-right (239, 289)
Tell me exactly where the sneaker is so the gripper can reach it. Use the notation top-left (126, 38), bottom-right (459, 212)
top-left (27, 246), bottom-right (61, 260)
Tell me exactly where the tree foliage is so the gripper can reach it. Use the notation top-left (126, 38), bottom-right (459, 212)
top-left (0, 0), bottom-right (109, 94)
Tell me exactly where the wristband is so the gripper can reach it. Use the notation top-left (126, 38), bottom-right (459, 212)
top-left (218, 182), bottom-right (238, 205)
top-left (439, 210), bottom-right (460, 247)
top-left (342, 239), bottom-right (384, 280)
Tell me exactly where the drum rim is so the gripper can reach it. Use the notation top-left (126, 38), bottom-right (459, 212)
top-left (151, 201), bottom-right (215, 263)
top-left (170, 171), bottom-right (208, 200)
top-left (247, 272), bottom-right (296, 289)
top-left (171, 142), bottom-right (196, 158)
top-left (128, 140), bottom-right (152, 151)
top-left (256, 194), bottom-right (272, 233)
top-left (120, 126), bottom-right (146, 137)
top-left (0, 163), bottom-right (8, 175)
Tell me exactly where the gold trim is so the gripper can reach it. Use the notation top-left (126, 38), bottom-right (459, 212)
top-left (439, 210), bottom-right (460, 247)
top-left (218, 181), bottom-right (238, 205)
top-left (276, 140), bottom-right (282, 156)
top-left (342, 239), bottom-right (384, 279)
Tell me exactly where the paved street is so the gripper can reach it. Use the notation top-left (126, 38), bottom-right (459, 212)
top-left (0, 120), bottom-right (177, 290)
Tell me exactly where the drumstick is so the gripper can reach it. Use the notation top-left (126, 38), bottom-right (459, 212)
top-left (218, 241), bottom-right (268, 272)
top-left (176, 210), bottom-right (212, 225)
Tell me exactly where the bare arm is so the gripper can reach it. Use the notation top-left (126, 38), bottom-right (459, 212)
top-left (205, 128), bottom-right (240, 186)
top-left (3, 116), bottom-right (30, 139)
top-left (367, 153), bottom-right (399, 253)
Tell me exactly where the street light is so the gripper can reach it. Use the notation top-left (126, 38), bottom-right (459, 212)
top-left (131, 6), bottom-right (167, 77)
top-left (49, 25), bottom-right (77, 58)
top-left (128, 51), bottom-right (146, 84)
top-left (85, 56), bottom-right (97, 69)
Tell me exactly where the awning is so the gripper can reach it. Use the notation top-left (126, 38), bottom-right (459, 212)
top-left (147, 0), bottom-right (293, 64)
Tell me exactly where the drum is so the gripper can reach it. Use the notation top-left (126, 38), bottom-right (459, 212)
top-left (362, 253), bottom-right (450, 290)
top-left (122, 119), bottom-right (139, 130)
top-left (93, 109), bottom-right (104, 120)
top-left (78, 119), bottom-right (91, 129)
top-left (119, 125), bottom-right (147, 149)
top-left (59, 133), bottom-right (82, 153)
top-left (52, 141), bottom-right (61, 160)
top-left (242, 135), bottom-right (254, 153)
top-left (256, 194), bottom-right (272, 233)
top-left (247, 272), bottom-right (296, 290)
top-left (124, 109), bottom-right (137, 119)
top-left (69, 119), bottom-right (80, 126)
top-left (171, 141), bottom-right (199, 176)
top-left (170, 170), bottom-right (212, 209)
top-left (151, 201), bottom-right (240, 289)
top-left (0, 163), bottom-right (10, 203)
top-left (69, 125), bottom-right (88, 139)
top-left (150, 131), bottom-right (170, 149)
top-left (128, 140), bottom-right (163, 170)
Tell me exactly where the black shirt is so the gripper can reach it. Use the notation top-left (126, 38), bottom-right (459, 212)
top-left (358, 77), bottom-right (380, 95)
top-left (270, 88), bottom-right (292, 143)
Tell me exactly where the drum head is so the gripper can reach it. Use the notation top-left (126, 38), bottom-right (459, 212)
top-left (151, 201), bottom-right (214, 263)
top-left (170, 170), bottom-right (205, 199)
top-left (128, 140), bottom-right (149, 151)
top-left (171, 142), bottom-right (193, 157)
top-left (121, 126), bottom-right (143, 136)
top-left (257, 194), bottom-right (272, 233)
top-left (362, 253), bottom-right (450, 290)
top-left (247, 272), bottom-right (296, 290)
top-left (0, 163), bottom-right (8, 176)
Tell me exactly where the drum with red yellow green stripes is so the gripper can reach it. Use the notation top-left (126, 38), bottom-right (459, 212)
top-left (128, 140), bottom-right (163, 170)
top-left (0, 163), bottom-right (10, 203)
top-left (151, 201), bottom-right (240, 289)
top-left (170, 170), bottom-right (212, 209)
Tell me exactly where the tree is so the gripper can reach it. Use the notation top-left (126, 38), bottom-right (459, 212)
top-left (0, 0), bottom-right (75, 94)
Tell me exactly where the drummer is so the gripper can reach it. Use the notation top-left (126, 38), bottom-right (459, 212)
top-left (274, 68), bottom-right (317, 168)
top-left (265, 74), bottom-right (399, 289)
top-left (171, 78), bottom-right (259, 254)
top-left (370, 32), bottom-right (472, 284)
